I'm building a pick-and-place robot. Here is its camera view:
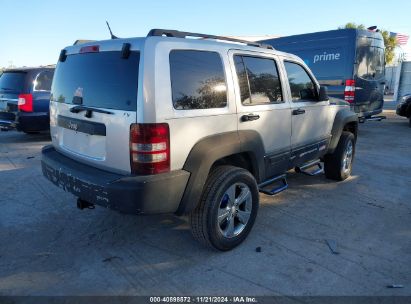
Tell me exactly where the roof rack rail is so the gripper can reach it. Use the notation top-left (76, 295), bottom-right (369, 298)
top-left (147, 29), bottom-right (274, 50)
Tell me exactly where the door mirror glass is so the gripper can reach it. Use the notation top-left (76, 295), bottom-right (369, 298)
top-left (319, 86), bottom-right (329, 102)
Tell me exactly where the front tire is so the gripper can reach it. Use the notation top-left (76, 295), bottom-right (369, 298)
top-left (189, 166), bottom-right (259, 251)
top-left (324, 131), bottom-right (355, 181)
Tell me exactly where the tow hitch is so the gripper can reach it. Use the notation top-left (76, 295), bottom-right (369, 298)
top-left (77, 198), bottom-right (95, 210)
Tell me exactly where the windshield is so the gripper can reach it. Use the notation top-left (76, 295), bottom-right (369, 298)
top-left (0, 72), bottom-right (26, 93)
top-left (51, 51), bottom-right (140, 111)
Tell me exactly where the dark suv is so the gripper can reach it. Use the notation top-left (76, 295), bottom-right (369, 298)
top-left (0, 66), bottom-right (54, 133)
top-left (396, 94), bottom-right (411, 127)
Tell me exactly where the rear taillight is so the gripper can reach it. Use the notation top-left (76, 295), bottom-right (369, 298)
top-left (18, 94), bottom-right (33, 112)
top-left (130, 123), bottom-right (170, 175)
top-left (344, 79), bottom-right (356, 103)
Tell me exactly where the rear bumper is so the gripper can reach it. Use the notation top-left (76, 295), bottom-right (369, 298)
top-left (357, 108), bottom-right (383, 118)
top-left (0, 111), bottom-right (49, 131)
top-left (353, 100), bottom-right (384, 118)
top-left (17, 112), bottom-right (50, 131)
top-left (0, 112), bottom-right (17, 129)
top-left (41, 145), bottom-right (190, 214)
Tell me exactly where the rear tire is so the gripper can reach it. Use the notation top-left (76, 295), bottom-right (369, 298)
top-left (189, 166), bottom-right (259, 251)
top-left (324, 131), bottom-right (355, 181)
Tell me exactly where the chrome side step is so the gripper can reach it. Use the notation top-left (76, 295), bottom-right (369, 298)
top-left (295, 159), bottom-right (324, 176)
top-left (258, 174), bottom-right (288, 196)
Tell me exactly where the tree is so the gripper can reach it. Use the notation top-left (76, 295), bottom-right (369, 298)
top-left (338, 22), bottom-right (366, 30)
top-left (338, 23), bottom-right (399, 65)
top-left (380, 30), bottom-right (398, 65)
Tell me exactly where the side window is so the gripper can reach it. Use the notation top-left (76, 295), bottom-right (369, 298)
top-left (169, 50), bottom-right (227, 110)
top-left (234, 55), bottom-right (283, 105)
top-left (284, 62), bottom-right (318, 102)
top-left (34, 70), bottom-right (54, 91)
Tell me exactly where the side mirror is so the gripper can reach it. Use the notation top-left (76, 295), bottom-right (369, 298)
top-left (319, 86), bottom-right (329, 102)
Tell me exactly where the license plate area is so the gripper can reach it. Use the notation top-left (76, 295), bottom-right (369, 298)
top-left (58, 115), bottom-right (106, 160)
top-left (58, 115), bottom-right (106, 136)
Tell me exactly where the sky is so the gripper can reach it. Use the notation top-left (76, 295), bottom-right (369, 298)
top-left (1, 0), bottom-right (411, 68)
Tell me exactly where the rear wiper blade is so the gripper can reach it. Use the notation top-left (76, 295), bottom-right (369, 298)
top-left (1, 87), bottom-right (15, 91)
top-left (70, 105), bottom-right (114, 118)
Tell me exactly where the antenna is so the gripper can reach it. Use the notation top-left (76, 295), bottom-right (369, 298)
top-left (106, 21), bottom-right (118, 39)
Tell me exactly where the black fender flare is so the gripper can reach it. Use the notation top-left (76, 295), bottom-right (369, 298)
top-left (327, 108), bottom-right (358, 154)
top-left (175, 130), bottom-right (265, 215)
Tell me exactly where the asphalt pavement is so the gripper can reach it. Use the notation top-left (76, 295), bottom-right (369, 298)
top-left (0, 107), bottom-right (410, 296)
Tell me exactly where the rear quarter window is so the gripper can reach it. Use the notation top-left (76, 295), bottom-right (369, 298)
top-left (169, 50), bottom-right (227, 110)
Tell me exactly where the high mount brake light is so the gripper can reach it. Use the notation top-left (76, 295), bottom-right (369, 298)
top-left (80, 45), bottom-right (100, 53)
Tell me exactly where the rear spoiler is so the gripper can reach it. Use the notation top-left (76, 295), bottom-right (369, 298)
top-left (73, 40), bottom-right (96, 45)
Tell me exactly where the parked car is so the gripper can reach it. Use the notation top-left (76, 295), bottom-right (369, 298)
top-left (41, 29), bottom-right (358, 251)
top-left (396, 94), bottom-right (411, 127)
top-left (260, 29), bottom-right (386, 122)
top-left (0, 66), bottom-right (54, 133)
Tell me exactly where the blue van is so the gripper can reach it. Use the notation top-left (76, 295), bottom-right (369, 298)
top-left (0, 67), bottom-right (54, 133)
top-left (260, 29), bottom-right (385, 120)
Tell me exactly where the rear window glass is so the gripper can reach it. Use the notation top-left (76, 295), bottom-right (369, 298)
top-left (51, 51), bottom-right (140, 111)
top-left (169, 50), bottom-right (227, 110)
top-left (0, 72), bottom-right (26, 93)
top-left (34, 70), bottom-right (54, 91)
top-left (357, 46), bottom-right (385, 80)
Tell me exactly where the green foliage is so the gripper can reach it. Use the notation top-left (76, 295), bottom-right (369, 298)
top-left (380, 30), bottom-right (398, 65)
top-left (338, 22), bottom-right (366, 30)
top-left (338, 22), bottom-right (399, 65)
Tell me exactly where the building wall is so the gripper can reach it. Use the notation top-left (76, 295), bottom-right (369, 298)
top-left (394, 61), bottom-right (411, 100)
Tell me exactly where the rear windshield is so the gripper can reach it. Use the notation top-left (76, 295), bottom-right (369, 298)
top-left (51, 51), bottom-right (140, 111)
top-left (0, 72), bottom-right (26, 93)
top-left (356, 46), bottom-right (385, 80)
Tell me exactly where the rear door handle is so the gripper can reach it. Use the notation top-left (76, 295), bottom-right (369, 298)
top-left (241, 113), bottom-right (260, 122)
top-left (292, 108), bottom-right (306, 115)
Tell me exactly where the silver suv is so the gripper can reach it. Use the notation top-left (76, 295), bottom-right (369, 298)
top-left (42, 29), bottom-right (358, 251)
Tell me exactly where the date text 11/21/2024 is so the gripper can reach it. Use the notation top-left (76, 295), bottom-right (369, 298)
top-left (149, 296), bottom-right (258, 303)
